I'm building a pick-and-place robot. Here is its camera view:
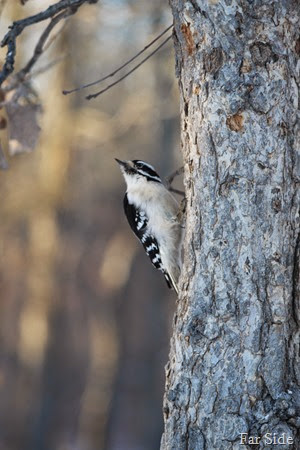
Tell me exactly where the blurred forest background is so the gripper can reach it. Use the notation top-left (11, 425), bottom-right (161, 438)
top-left (0, 1), bottom-right (181, 449)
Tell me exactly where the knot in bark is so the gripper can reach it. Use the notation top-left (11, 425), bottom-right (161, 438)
top-left (203, 47), bottom-right (223, 75)
top-left (250, 41), bottom-right (278, 66)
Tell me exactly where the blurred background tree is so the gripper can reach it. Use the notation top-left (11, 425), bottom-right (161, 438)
top-left (0, 1), bottom-right (180, 449)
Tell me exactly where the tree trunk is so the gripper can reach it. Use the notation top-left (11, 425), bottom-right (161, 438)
top-left (162, 1), bottom-right (300, 449)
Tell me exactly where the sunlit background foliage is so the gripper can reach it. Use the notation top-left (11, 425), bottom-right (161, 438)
top-left (0, 1), bottom-right (180, 449)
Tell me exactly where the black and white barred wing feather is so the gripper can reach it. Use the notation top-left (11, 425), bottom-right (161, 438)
top-left (123, 194), bottom-right (177, 292)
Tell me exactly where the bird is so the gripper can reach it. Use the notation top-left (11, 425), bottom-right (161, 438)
top-left (115, 159), bottom-right (183, 294)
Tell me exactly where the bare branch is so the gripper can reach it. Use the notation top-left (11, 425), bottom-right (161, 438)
top-left (17, 10), bottom-right (72, 81)
top-left (85, 34), bottom-right (172, 100)
top-left (62, 24), bottom-right (173, 95)
top-left (3, 53), bottom-right (68, 93)
top-left (3, 56), bottom-right (68, 94)
top-left (0, 0), bottom-right (98, 86)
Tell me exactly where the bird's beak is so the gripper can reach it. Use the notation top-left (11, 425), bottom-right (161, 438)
top-left (115, 158), bottom-right (127, 168)
top-left (115, 159), bottom-right (134, 174)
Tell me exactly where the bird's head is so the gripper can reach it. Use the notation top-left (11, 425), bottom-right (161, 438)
top-left (115, 159), bottom-right (162, 185)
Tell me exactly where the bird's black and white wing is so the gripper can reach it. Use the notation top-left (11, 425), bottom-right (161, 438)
top-left (123, 194), bottom-right (174, 289)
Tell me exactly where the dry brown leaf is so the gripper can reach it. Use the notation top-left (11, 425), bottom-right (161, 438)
top-left (6, 99), bottom-right (42, 155)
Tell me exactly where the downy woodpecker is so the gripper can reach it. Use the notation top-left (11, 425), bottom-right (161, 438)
top-left (116, 159), bottom-right (182, 294)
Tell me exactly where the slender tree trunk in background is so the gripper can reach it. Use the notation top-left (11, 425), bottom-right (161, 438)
top-left (162, 1), bottom-right (299, 449)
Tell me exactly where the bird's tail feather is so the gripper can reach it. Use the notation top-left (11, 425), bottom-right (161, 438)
top-left (164, 271), bottom-right (179, 295)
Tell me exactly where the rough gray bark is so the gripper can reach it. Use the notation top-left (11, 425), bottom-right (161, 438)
top-left (162, 1), bottom-right (300, 449)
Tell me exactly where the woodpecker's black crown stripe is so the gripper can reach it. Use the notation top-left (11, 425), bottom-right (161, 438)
top-left (132, 160), bottom-right (162, 183)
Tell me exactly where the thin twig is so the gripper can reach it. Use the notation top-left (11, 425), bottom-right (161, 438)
top-left (43, 17), bottom-right (69, 52)
top-left (31, 54), bottom-right (68, 78)
top-left (169, 187), bottom-right (185, 197)
top-left (62, 23), bottom-right (173, 95)
top-left (165, 166), bottom-right (184, 187)
top-left (85, 34), bottom-right (172, 100)
top-left (165, 166), bottom-right (184, 196)
top-left (0, 0), bottom-right (97, 86)
top-left (2, 54), bottom-right (67, 93)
